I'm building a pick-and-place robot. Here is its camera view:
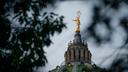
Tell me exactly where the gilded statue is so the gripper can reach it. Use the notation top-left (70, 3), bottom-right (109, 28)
top-left (73, 11), bottom-right (81, 32)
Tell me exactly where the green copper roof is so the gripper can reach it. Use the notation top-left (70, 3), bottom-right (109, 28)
top-left (49, 63), bottom-right (104, 72)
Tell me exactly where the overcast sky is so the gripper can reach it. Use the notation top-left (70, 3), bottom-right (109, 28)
top-left (36, 1), bottom-right (128, 72)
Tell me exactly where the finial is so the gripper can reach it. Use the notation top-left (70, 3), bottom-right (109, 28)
top-left (73, 11), bottom-right (81, 32)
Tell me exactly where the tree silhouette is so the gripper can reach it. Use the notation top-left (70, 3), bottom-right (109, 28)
top-left (0, 0), bottom-right (66, 72)
top-left (84, 0), bottom-right (128, 72)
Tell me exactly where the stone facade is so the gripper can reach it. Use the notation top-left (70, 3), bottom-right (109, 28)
top-left (64, 32), bottom-right (92, 64)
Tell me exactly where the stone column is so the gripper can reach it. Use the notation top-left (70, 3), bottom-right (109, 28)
top-left (71, 49), bottom-right (74, 61)
top-left (88, 51), bottom-right (90, 63)
top-left (84, 50), bottom-right (87, 62)
top-left (75, 49), bottom-right (79, 61)
top-left (67, 51), bottom-right (70, 63)
top-left (64, 52), bottom-right (67, 63)
top-left (69, 50), bottom-right (71, 62)
top-left (80, 49), bottom-right (84, 61)
top-left (89, 52), bottom-right (91, 64)
top-left (87, 51), bottom-right (89, 63)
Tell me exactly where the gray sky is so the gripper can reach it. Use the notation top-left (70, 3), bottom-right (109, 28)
top-left (37, 1), bottom-right (128, 72)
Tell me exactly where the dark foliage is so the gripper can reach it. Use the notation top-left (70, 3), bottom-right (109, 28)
top-left (86, 0), bottom-right (128, 46)
top-left (0, 0), bottom-right (66, 72)
top-left (85, 0), bottom-right (128, 72)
